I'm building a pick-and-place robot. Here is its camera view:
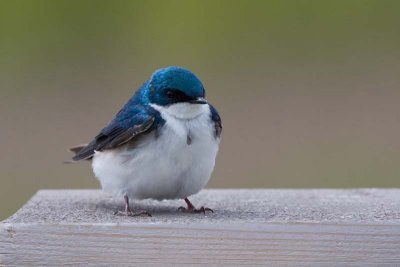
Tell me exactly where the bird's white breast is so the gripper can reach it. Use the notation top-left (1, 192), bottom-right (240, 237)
top-left (92, 103), bottom-right (220, 200)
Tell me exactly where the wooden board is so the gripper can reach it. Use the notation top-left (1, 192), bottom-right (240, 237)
top-left (1, 189), bottom-right (400, 266)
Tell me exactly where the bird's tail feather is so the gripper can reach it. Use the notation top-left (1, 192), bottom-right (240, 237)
top-left (64, 144), bottom-right (89, 164)
top-left (69, 144), bottom-right (87, 154)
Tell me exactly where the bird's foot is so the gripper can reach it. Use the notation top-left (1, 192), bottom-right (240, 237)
top-left (177, 206), bottom-right (214, 214)
top-left (114, 210), bottom-right (152, 217)
top-left (178, 198), bottom-right (214, 214)
top-left (115, 194), bottom-right (152, 217)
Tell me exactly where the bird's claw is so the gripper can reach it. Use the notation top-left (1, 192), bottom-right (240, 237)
top-left (114, 210), bottom-right (152, 217)
top-left (197, 207), bottom-right (214, 214)
top-left (177, 206), bottom-right (214, 214)
top-left (177, 206), bottom-right (186, 212)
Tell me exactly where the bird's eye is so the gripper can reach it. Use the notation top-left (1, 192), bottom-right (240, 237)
top-left (165, 90), bottom-right (175, 98)
top-left (165, 89), bottom-right (190, 102)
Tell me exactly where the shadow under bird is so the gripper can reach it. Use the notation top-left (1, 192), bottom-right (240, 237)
top-left (69, 66), bottom-right (222, 216)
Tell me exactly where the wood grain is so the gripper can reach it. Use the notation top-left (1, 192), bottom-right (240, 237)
top-left (1, 189), bottom-right (400, 266)
top-left (1, 223), bottom-right (400, 266)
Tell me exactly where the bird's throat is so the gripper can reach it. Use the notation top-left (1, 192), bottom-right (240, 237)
top-left (150, 103), bottom-right (207, 120)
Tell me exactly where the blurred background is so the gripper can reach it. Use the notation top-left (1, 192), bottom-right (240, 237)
top-left (1, 0), bottom-right (400, 220)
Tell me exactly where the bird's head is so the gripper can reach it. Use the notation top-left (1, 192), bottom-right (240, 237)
top-left (145, 66), bottom-right (208, 119)
top-left (148, 66), bottom-right (206, 106)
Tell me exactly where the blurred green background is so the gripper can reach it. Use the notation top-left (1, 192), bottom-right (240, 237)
top-left (1, 0), bottom-right (400, 220)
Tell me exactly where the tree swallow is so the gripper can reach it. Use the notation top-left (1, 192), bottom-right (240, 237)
top-left (69, 66), bottom-right (222, 216)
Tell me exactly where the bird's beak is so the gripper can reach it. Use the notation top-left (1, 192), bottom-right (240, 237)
top-left (189, 97), bottom-right (207, 104)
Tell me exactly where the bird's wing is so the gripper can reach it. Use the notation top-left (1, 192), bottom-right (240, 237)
top-left (71, 107), bottom-right (156, 161)
top-left (209, 104), bottom-right (222, 138)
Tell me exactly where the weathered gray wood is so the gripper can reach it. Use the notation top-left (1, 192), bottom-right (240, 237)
top-left (1, 189), bottom-right (400, 266)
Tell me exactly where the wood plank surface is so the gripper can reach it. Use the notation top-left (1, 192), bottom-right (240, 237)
top-left (1, 189), bottom-right (400, 266)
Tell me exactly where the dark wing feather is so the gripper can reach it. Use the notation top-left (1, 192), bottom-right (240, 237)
top-left (209, 104), bottom-right (222, 138)
top-left (71, 115), bottom-right (155, 161)
top-left (215, 118), bottom-right (222, 137)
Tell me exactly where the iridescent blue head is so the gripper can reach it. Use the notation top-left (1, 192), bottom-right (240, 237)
top-left (147, 66), bottom-right (206, 106)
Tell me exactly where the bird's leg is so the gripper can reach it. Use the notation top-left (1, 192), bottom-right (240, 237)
top-left (178, 198), bottom-right (214, 214)
top-left (115, 194), bottom-right (152, 217)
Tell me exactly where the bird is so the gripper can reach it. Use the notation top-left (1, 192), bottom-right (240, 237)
top-left (69, 66), bottom-right (222, 216)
